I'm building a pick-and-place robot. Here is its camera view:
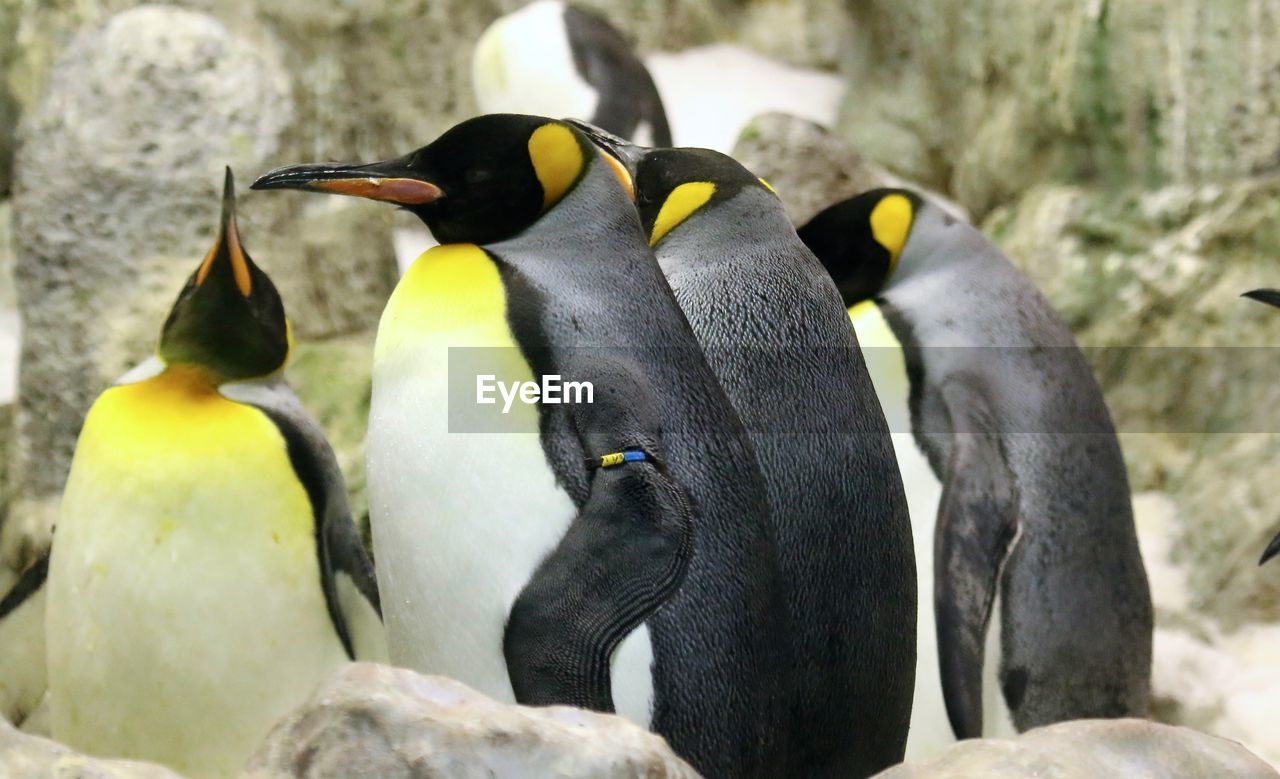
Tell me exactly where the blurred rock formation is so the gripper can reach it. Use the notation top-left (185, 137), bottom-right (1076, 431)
top-left (874, 719), bottom-right (1277, 779)
top-left (243, 663), bottom-right (702, 779)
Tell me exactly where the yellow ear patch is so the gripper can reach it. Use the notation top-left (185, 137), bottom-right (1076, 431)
top-left (598, 149), bottom-right (635, 201)
top-left (650, 182), bottom-right (716, 246)
top-left (528, 123), bottom-right (585, 210)
top-left (870, 193), bottom-right (915, 271)
top-left (758, 178), bottom-right (777, 195)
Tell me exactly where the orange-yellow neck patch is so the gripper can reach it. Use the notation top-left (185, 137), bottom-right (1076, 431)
top-left (869, 193), bottom-right (915, 272)
top-left (650, 181), bottom-right (716, 246)
top-left (528, 123), bottom-right (585, 210)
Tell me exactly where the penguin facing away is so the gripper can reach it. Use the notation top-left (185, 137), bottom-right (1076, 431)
top-left (473, 1), bottom-right (672, 146)
top-left (798, 189), bottom-right (1153, 739)
top-left (581, 128), bottom-right (916, 778)
top-left (45, 170), bottom-right (386, 778)
top-left (1244, 288), bottom-right (1280, 565)
top-left (252, 114), bottom-right (792, 778)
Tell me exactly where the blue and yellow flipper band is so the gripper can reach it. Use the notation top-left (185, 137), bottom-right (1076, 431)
top-left (586, 449), bottom-right (649, 470)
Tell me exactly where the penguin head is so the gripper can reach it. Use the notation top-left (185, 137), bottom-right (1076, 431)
top-left (797, 188), bottom-right (925, 306)
top-left (251, 114), bottom-right (624, 245)
top-left (636, 148), bottom-right (778, 246)
top-left (580, 135), bottom-right (773, 247)
top-left (159, 168), bottom-right (289, 382)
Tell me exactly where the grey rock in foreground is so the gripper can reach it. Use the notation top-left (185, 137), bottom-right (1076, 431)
top-left (0, 716), bottom-right (183, 778)
top-left (876, 719), bottom-right (1278, 779)
top-left (243, 663), bottom-right (702, 779)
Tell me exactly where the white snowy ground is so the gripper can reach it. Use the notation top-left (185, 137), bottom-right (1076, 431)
top-left (0, 310), bottom-right (17, 405)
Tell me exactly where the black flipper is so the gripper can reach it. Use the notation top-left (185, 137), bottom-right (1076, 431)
top-left (1243, 289), bottom-right (1280, 309)
top-left (934, 374), bottom-right (1021, 740)
top-left (1262, 532), bottom-right (1280, 565)
top-left (504, 450), bottom-right (693, 711)
top-left (0, 553), bottom-right (49, 622)
top-left (563, 5), bottom-right (673, 147)
top-left (224, 380), bottom-right (382, 660)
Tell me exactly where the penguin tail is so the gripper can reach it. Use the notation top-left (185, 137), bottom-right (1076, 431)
top-left (1242, 289), bottom-right (1280, 309)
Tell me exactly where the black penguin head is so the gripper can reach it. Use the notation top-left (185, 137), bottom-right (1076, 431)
top-left (159, 168), bottom-right (289, 382)
top-left (797, 188), bottom-right (924, 306)
top-left (251, 114), bottom-right (625, 245)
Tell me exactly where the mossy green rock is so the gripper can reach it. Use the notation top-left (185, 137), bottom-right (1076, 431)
top-left (839, 1), bottom-right (1280, 218)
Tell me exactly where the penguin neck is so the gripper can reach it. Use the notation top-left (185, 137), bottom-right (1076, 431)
top-left (486, 159), bottom-right (681, 348)
top-left (654, 188), bottom-right (795, 275)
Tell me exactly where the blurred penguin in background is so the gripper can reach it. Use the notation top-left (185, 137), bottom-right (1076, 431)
top-left (800, 189), bottom-right (1153, 742)
top-left (1244, 288), bottom-right (1280, 565)
top-left (473, 1), bottom-right (672, 146)
top-left (43, 170), bottom-right (385, 778)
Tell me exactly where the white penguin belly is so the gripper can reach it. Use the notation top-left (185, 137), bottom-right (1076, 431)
top-left (368, 245), bottom-right (653, 725)
top-left (853, 304), bottom-right (1014, 760)
top-left (46, 373), bottom-right (350, 778)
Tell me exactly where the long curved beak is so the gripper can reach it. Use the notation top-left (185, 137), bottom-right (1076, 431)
top-left (250, 155), bottom-right (443, 206)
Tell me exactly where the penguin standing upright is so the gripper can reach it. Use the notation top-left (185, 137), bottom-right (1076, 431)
top-left (44, 170), bottom-right (385, 778)
top-left (473, 1), bottom-right (672, 146)
top-left (579, 129), bottom-right (916, 778)
top-left (799, 189), bottom-right (1153, 739)
top-left (1244, 288), bottom-right (1280, 565)
top-left (252, 114), bottom-right (793, 778)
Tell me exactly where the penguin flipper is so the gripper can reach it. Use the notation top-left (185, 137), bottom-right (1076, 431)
top-left (0, 553), bottom-right (49, 727)
top-left (222, 380), bottom-right (385, 661)
top-left (934, 374), bottom-right (1021, 741)
top-left (1243, 288), bottom-right (1280, 309)
top-left (1262, 530), bottom-right (1280, 565)
top-left (504, 452), bottom-right (694, 712)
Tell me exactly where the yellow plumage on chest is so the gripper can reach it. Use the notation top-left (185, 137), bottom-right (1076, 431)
top-left (47, 367), bottom-right (347, 777)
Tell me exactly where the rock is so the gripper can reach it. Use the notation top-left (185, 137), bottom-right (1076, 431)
top-left (838, 1), bottom-right (1280, 218)
top-left (730, 112), bottom-right (968, 225)
top-left (0, 716), bottom-right (184, 778)
top-left (732, 112), bottom-right (887, 224)
top-left (874, 719), bottom-right (1277, 779)
top-left (243, 663), bottom-right (702, 779)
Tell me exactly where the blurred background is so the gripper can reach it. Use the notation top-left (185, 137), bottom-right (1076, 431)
top-left (0, 0), bottom-right (1277, 767)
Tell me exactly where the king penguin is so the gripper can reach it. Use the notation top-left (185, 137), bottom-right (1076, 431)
top-left (44, 169), bottom-right (386, 778)
top-left (798, 188), bottom-right (1153, 739)
top-left (252, 114), bottom-right (793, 778)
top-left (579, 128), bottom-right (916, 778)
top-left (1244, 288), bottom-right (1280, 565)
top-left (473, 1), bottom-right (672, 146)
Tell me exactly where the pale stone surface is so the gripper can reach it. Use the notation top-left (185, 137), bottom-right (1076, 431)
top-left (243, 663), bottom-right (702, 779)
top-left (875, 719), bottom-right (1278, 779)
top-left (0, 716), bottom-right (184, 778)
